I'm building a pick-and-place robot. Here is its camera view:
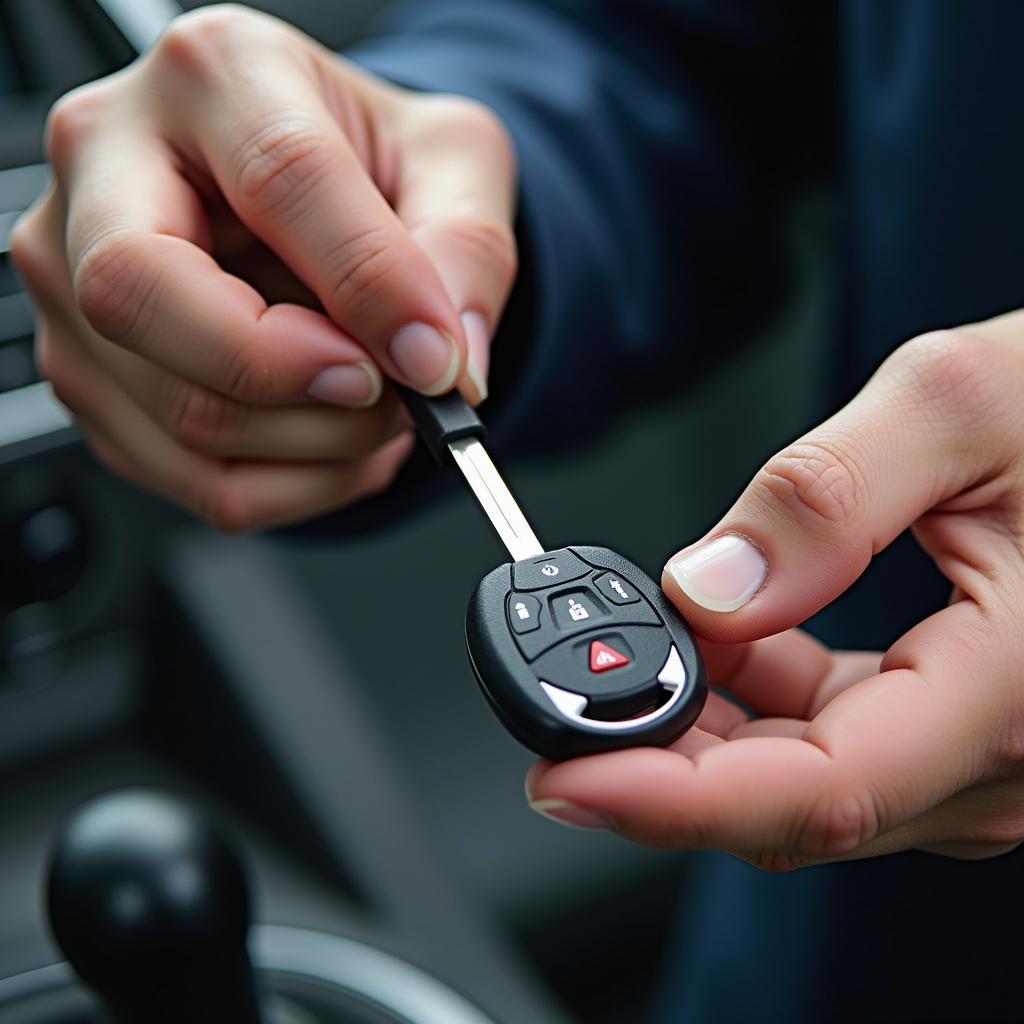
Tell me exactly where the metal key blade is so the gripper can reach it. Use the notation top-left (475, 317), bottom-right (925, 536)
top-left (449, 437), bottom-right (544, 561)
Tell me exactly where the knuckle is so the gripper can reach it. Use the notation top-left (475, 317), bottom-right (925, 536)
top-left (421, 93), bottom-right (515, 158)
top-left (74, 234), bottom-right (154, 345)
top-left (437, 213), bottom-right (518, 284)
top-left (153, 5), bottom-right (262, 75)
top-left (8, 212), bottom-right (46, 288)
top-left (758, 439), bottom-right (866, 527)
top-left (10, 204), bottom-right (64, 304)
top-left (794, 787), bottom-right (881, 860)
top-left (234, 120), bottom-right (334, 216)
top-left (217, 341), bottom-right (274, 404)
top-left (163, 380), bottom-right (239, 452)
top-left (324, 224), bottom-right (403, 315)
top-left (7, 216), bottom-right (31, 269)
top-left (44, 87), bottom-right (104, 166)
top-left (889, 329), bottom-right (1003, 419)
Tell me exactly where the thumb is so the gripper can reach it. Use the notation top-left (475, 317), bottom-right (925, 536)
top-left (661, 330), bottom-right (1004, 643)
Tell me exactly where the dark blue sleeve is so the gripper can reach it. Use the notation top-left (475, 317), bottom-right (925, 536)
top-left (297, 0), bottom-right (834, 537)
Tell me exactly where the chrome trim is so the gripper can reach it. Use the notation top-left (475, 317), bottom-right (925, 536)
top-left (251, 925), bottom-right (497, 1024)
top-left (539, 682), bottom-right (588, 718)
top-left (656, 644), bottom-right (686, 689)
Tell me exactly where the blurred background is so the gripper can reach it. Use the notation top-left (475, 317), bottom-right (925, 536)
top-left (0, 2), bottom-right (832, 1021)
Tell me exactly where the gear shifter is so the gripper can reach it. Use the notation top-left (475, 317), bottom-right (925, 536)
top-left (46, 789), bottom-right (263, 1024)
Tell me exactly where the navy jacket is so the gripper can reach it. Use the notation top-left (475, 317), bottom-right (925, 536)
top-left (346, 4), bottom-right (1024, 1021)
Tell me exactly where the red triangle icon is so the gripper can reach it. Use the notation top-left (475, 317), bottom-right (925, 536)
top-left (589, 640), bottom-right (630, 673)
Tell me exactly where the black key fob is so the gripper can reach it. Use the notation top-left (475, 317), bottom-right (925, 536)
top-left (466, 546), bottom-right (707, 760)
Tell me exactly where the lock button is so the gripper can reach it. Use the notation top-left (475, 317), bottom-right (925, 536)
top-left (506, 593), bottom-right (542, 634)
top-left (550, 589), bottom-right (606, 631)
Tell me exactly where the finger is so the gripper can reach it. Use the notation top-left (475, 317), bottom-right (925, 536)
top-left (699, 632), bottom-right (882, 720)
top-left (692, 691), bottom-right (749, 738)
top-left (24, 201), bottom-right (404, 462)
top-left (530, 602), bottom-right (990, 854)
top-left (393, 96), bottom-right (518, 401)
top-left (56, 122), bottom-right (383, 408)
top-left (79, 336), bottom-right (407, 460)
top-left (726, 718), bottom-right (809, 740)
top-left (661, 328), bottom-right (1016, 643)
top-left (153, 27), bottom-right (468, 396)
top-left (44, 321), bottom-right (414, 529)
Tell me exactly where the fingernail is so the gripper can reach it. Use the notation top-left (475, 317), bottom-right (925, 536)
top-left (388, 322), bottom-right (460, 395)
top-left (523, 761), bottom-right (545, 802)
top-left (529, 799), bottom-right (615, 832)
top-left (667, 533), bottom-right (768, 612)
top-left (307, 362), bottom-right (382, 408)
top-left (461, 310), bottom-right (490, 403)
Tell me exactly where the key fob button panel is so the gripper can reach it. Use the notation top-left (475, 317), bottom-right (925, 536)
top-left (510, 575), bottom-right (660, 662)
top-left (512, 549), bottom-right (591, 591)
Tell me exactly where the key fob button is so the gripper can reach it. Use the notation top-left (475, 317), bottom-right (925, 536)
top-left (550, 589), bottom-right (606, 630)
top-left (513, 549), bottom-right (591, 591)
top-left (594, 572), bottom-right (641, 605)
top-left (533, 626), bottom-right (671, 720)
top-left (507, 593), bottom-right (542, 633)
top-left (589, 638), bottom-right (630, 672)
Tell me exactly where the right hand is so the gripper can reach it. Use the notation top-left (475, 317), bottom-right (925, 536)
top-left (10, 4), bottom-right (517, 530)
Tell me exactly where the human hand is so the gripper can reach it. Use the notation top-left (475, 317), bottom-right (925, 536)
top-left (529, 314), bottom-right (1024, 869)
top-left (10, 5), bottom-right (516, 529)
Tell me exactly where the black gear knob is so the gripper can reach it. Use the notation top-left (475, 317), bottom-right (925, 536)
top-left (46, 789), bottom-right (263, 1024)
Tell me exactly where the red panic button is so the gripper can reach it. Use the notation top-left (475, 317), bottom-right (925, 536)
top-left (589, 640), bottom-right (630, 673)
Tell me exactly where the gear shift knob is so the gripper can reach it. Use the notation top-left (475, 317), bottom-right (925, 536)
top-left (47, 789), bottom-right (263, 1024)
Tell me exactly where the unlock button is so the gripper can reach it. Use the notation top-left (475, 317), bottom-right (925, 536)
top-left (507, 593), bottom-right (542, 634)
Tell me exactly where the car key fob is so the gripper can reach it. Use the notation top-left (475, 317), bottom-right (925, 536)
top-left (467, 546), bottom-right (707, 760)
top-left (395, 387), bottom-right (708, 763)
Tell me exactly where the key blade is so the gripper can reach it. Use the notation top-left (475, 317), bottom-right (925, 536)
top-left (449, 438), bottom-right (544, 561)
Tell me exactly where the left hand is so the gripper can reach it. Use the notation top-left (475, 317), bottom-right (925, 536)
top-left (527, 312), bottom-right (1024, 870)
